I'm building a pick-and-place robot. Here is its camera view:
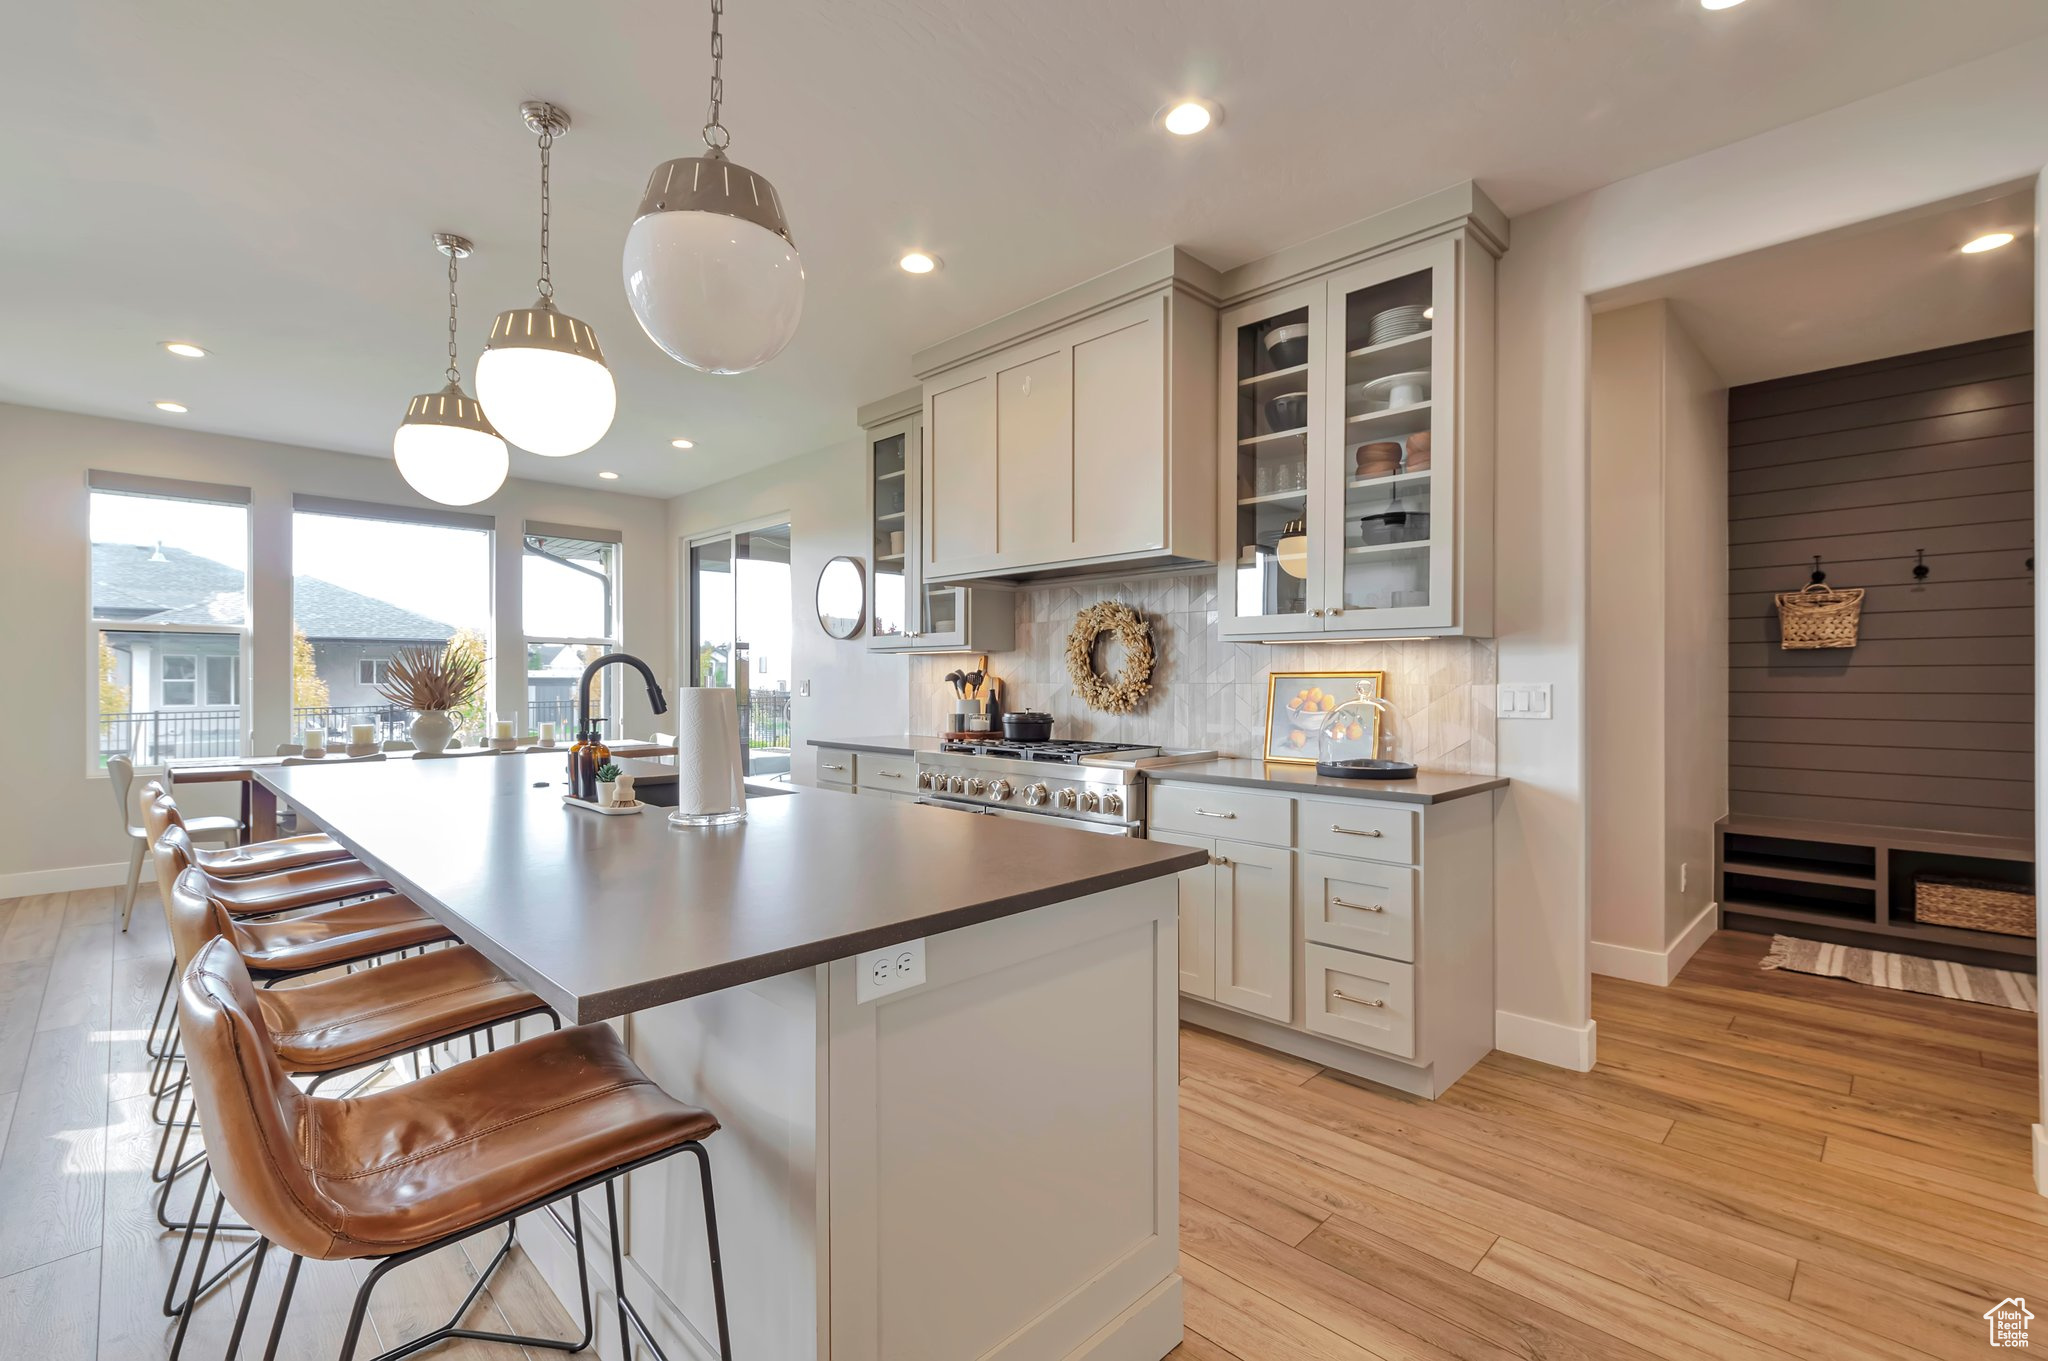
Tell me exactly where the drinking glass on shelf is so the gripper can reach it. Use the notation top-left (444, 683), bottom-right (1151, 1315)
top-left (1256, 462), bottom-right (1272, 496)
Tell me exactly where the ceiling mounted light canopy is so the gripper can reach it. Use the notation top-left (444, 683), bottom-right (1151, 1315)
top-left (1961, 231), bottom-right (2016, 254)
top-left (477, 102), bottom-right (617, 457)
top-left (394, 234), bottom-right (509, 507)
top-left (622, 0), bottom-right (804, 375)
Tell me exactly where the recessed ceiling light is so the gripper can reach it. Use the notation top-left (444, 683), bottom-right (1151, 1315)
top-left (671, 437), bottom-right (695, 449)
top-left (1961, 231), bottom-right (2016, 254)
top-left (1159, 98), bottom-right (1220, 136)
top-left (1700, 0), bottom-right (1747, 9)
top-left (154, 401), bottom-right (188, 413)
top-left (598, 470), bottom-right (620, 480)
top-left (899, 251), bottom-right (941, 275)
top-left (161, 341), bottom-right (207, 359)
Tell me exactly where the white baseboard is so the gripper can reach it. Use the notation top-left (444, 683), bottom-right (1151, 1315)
top-left (1590, 902), bottom-right (1720, 986)
top-left (1495, 1010), bottom-right (1597, 1071)
top-left (0, 860), bottom-right (129, 900)
top-left (2034, 1124), bottom-right (2048, 1199)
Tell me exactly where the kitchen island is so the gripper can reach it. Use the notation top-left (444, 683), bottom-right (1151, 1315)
top-left (257, 752), bottom-right (1204, 1361)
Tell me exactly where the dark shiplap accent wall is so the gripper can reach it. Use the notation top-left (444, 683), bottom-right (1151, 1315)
top-left (1727, 332), bottom-right (2034, 838)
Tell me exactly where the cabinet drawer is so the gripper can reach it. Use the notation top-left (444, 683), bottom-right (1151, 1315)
top-left (1303, 944), bottom-right (1415, 1058)
top-left (1299, 800), bottom-right (1416, 864)
top-left (854, 751), bottom-right (917, 792)
top-left (1301, 854), bottom-right (1416, 962)
top-left (1149, 783), bottom-right (1292, 847)
top-left (815, 751), bottom-right (855, 788)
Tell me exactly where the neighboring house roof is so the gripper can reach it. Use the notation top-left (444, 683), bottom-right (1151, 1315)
top-left (92, 542), bottom-right (456, 643)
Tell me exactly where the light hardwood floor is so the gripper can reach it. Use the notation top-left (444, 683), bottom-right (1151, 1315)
top-left (2, 884), bottom-right (2038, 1360)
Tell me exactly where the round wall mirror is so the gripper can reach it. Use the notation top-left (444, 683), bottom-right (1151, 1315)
top-left (816, 556), bottom-right (866, 639)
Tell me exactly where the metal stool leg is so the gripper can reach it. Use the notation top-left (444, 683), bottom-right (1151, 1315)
top-left (261, 1253), bottom-right (303, 1361)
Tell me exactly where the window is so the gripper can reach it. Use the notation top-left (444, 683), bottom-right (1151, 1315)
top-left (89, 474), bottom-right (250, 766)
top-left (292, 497), bottom-right (493, 743)
top-left (523, 525), bottom-right (621, 738)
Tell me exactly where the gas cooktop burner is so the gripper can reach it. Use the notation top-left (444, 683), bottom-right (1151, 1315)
top-left (938, 739), bottom-right (1160, 763)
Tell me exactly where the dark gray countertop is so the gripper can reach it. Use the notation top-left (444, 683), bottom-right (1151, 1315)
top-left (1149, 759), bottom-right (1507, 804)
top-left (805, 735), bottom-right (944, 756)
top-left (258, 751), bottom-right (1203, 1024)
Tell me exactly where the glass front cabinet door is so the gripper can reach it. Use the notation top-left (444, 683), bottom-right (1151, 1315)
top-left (865, 415), bottom-right (911, 649)
top-left (1217, 282), bottom-right (1330, 637)
top-left (1218, 230), bottom-right (1493, 641)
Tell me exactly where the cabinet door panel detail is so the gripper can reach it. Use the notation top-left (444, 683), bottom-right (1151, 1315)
top-left (1148, 828), bottom-right (1215, 999)
top-left (996, 348), bottom-right (1073, 564)
top-left (928, 376), bottom-right (998, 568)
top-left (1073, 315), bottom-right (1165, 558)
top-left (1215, 839), bottom-right (1292, 1022)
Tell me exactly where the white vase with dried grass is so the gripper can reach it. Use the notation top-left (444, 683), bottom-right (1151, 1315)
top-left (374, 639), bottom-right (488, 757)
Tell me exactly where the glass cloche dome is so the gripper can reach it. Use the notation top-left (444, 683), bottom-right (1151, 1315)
top-left (1314, 681), bottom-right (1416, 780)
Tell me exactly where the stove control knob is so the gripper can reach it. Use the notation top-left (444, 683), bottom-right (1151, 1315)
top-left (966, 777), bottom-right (989, 797)
top-left (1024, 782), bottom-right (1051, 807)
top-left (948, 774), bottom-right (969, 794)
top-left (1055, 787), bottom-right (1078, 810)
top-left (916, 770), bottom-right (934, 791)
top-left (1101, 791), bottom-right (1125, 817)
top-left (989, 779), bottom-right (1014, 802)
top-left (1079, 790), bottom-right (1101, 813)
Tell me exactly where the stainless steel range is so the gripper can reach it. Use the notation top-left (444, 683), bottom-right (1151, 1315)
top-left (915, 740), bottom-right (1214, 836)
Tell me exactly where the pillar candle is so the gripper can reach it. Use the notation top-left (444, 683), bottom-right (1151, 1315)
top-left (493, 720), bottom-right (514, 740)
top-left (302, 726), bottom-right (326, 751)
top-left (349, 724), bottom-right (375, 746)
top-left (538, 722), bottom-right (556, 744)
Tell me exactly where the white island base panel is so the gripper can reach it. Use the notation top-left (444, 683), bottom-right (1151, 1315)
top-left (513, 877), bottom-right (1183, 1361)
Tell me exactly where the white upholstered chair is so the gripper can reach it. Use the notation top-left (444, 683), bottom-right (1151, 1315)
top-left (110, 755), bottom-right (238, 928)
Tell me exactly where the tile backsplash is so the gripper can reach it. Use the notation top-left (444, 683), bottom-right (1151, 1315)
top-left (908, 570), bottom-right (1496, 773)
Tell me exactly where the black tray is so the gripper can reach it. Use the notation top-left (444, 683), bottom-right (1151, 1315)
top-left (1314, 758), bottom-right (1418, 781)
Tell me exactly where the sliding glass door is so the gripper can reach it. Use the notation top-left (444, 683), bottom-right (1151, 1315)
top-left (687, 521), bottom-right (791, 776)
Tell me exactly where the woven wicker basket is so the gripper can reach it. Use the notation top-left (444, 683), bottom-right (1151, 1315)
top-left (1774, 584), bottom-right (1864, 650)
top-left (1914, 875), bottom-right (2036, 937)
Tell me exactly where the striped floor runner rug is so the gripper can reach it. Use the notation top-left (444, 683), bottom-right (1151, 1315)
top-left (1761, 935), bottom-right (2037, 1012)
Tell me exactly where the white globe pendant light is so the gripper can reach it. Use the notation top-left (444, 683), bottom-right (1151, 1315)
top-left (394, 235), bottom-right (509, 507)
top-left (622, 0), bottom-right (804, 375)
top-left (477, 103), bottom-right (617, 456)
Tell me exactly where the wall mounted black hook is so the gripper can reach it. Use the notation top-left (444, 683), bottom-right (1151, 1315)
top-left (1808, 555), bottom-right (1827, 585)
top-left (1911, 548), bottom-right (1929, 582)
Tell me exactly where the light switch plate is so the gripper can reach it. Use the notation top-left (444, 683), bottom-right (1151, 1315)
top-left (799, 680), bottom-right (812, 697)
top-left (856, 938), bottom-right (926, 1003)
top-left (1497, 683), bottom-right (1553, 719)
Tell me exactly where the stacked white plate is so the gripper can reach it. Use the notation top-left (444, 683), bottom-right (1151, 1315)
top-left (1368, 304), bottom-right (1430, 346)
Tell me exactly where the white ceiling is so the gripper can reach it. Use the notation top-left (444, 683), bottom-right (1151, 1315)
top-left (1596, 186), bottom-right (2036, 386)
top-left (4, 1), bottom-right (2046, 497)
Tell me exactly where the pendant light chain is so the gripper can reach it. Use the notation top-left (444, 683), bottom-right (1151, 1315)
top-left (445, 248), bottom-right (463, 385)
top-left (702, 0), bottom-right (730, 152)
top-left (536, 124), bottom-right (555, 299)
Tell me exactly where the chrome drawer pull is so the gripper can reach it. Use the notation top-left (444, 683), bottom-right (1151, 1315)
top-left (876, 771), bottom-right (904, 779)
top-left (1196, 809), bottom-right (1237, 820)
top-left (1332, 897), bottom-right (1385, 913)
top-left (822, 763), bottom-right (847, 772)
top-left (1213, 854), bottom-right (1231, 867)
top-left (1331, 989), bottom-right (1386, 1009)
top-left (1330, 824), bottom-right (1383, 838)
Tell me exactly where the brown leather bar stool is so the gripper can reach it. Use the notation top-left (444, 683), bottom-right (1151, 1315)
top-left (140, 780), bottom-right (351, 880)
top-left (176, 937), bottom-right (732, 1361)
top-left (155, 868), bottom-right (553, 1346)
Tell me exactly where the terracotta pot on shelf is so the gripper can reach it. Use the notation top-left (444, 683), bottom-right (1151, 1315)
top-left (1354, 442), bottom-right (1402, 478)
top-left (1404, 430), bottom-right (1432, 471)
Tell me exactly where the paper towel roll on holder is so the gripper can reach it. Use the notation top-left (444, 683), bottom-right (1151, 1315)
top-left (665, 686), bottom-right (750, 829)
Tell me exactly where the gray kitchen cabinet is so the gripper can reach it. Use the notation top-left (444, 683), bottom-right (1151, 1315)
top-left (860, 390), bottom-right (1015, 654)
top-left (1149, 779), bottom-right (1495, 1098)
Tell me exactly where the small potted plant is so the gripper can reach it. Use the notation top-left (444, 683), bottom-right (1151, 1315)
top-left (373, 636), bottom-right (488, 757)
top-left (595, 762), bottom-right (624, 807)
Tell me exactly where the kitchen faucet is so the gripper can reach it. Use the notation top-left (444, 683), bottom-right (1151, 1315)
top-left (577, 653), bottom-right (669, 739)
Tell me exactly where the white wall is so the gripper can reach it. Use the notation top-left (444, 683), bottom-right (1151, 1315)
top-left (1492, 36), bottom-right (2048, 1069)
top-left (0, 401), bottom-right (672, 893)
top-left (1586, 302), bottom-right (1726, 982)
top-left (666, 438), bottom-right (908, 787)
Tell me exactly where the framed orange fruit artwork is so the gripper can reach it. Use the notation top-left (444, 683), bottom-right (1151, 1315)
top-left (1262, 671), bottom-right (1388, 765)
